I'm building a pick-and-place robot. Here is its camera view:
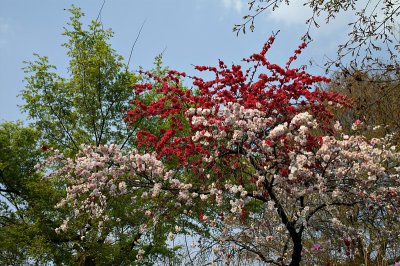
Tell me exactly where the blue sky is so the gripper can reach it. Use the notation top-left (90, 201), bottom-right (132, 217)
top-left (0, 0), bottom-right (354, 122)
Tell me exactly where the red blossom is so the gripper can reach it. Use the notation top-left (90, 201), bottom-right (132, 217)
top-left (126, 36), bottom-right (350, 168)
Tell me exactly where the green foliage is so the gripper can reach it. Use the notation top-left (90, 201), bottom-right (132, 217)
top-left (0, 121), bottom-right (75, 265)
top-left (12, 6), bottom-right (186, 265)
top-left (21, 6), bottom-right (137, 156)
top-left (0, 121), bottom-right (40, 197)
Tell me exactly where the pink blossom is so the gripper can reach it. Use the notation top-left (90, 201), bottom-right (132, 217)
top-left (311, 243), bottom-right (321, 251)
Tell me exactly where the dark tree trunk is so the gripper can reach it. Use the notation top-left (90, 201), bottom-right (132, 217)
top-left (77, 254), bottom-right (96, 266)
top-left (265, 185), bottom-right (304, 266)
top-left (84, 256), bottom-right (96, 266)
top-left (289, 232), bottom-right (302, 266)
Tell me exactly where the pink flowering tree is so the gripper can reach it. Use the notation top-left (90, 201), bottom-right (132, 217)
top-left (41, 36), bottom-right (400, 265)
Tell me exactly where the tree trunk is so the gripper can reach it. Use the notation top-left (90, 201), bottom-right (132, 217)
top-left (265, 185), bottom-right (303, 266)
top-left (289, 232), bottom-right (302, 266)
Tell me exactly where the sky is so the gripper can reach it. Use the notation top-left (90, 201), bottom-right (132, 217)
top-left (0, 0), bottom-right (355, 122)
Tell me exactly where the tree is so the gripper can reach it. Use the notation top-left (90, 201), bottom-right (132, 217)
top-left (320, 68), bottom-right (400, 265)
top-left (234, 0), bottom-right (400, 71)
top-left (327, 68), bottom-right (400, 143)
top-left (18, 6), bottom-right (180, 265)
top-left (21, 6), bottom-right (136, 156)
top-left (41, 37), bottom-right (400, 265)
top-left (0, 122), bottom-right (73, 265)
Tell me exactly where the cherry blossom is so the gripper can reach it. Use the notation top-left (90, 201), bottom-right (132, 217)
top-left (39, 37), bottom-right (400, 265)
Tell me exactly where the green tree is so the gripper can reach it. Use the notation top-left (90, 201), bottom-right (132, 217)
top-left (17, 6), bottom-right (181, 265)
top-left (0, 122), bottom-right (74, 265)
top-left (21, 6), bottom-right (136, 156)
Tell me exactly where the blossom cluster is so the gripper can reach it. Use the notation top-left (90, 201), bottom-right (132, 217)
top-left (39, 37), bottom-right (400, 265)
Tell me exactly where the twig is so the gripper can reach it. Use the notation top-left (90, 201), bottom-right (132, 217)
top-left (127, 18), bottom-right (147, 68)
